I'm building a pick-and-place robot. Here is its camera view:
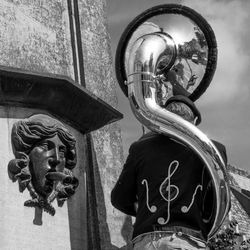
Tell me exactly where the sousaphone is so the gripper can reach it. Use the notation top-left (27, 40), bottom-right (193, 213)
top-left (115, 4), bottom-right (230, 239)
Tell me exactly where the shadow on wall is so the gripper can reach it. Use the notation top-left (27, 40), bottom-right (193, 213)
top-left (87, 134), bottom-right (134, 250)
top-left (119, 215), bottom-right (134, 250)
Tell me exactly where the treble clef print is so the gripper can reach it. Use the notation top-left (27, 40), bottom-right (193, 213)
top-left (158, 160), bottom-right (179, 225)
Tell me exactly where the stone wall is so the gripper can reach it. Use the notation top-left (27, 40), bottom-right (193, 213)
top-left (0, 0), bottom-right (127, 249)
top-left (0, 0), bottom-right (74, 77)
top-left (228, 165), bottom-right (250, 238)
top-left (77, 1), bottom-right (131, 249)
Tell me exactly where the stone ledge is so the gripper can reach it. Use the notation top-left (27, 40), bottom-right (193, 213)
top-left (227, 164), bottom-right (250, 178)
top-left (0, 65), bottom-right (123, 134)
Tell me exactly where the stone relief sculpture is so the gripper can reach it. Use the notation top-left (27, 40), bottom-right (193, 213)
top-left (8, 114), bottom-right (79, 217)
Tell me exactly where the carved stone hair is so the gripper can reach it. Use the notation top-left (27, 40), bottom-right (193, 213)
top-left (11, 119), bottom-right (77, 170)
top-left (8, 115), bottom-right (78, 216)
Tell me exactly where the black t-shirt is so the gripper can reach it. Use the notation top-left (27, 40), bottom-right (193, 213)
top-left (111, 132), bottom-right (227, 240)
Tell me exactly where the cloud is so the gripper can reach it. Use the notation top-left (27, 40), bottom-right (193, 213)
top-left (108, 0), bottom-right (154, 26)
top-left (107, 0), bottom-right (250, 171)
top-left (182, 0), bottom-right (250, 105)
top-left (109, 0), bottom-right (250, 106)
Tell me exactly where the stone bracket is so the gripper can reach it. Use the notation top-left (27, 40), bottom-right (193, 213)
top-left (0, 65), bottom-right (123, 134)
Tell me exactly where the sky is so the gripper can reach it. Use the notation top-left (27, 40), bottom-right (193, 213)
top-left (106, 0), bottom-right (250, 171)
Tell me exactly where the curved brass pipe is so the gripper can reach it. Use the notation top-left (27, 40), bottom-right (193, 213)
top-left (126, 32), bottom-right (230, 239)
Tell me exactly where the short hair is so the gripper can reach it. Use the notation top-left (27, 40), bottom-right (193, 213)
top-left (165, 101), bottom-right (195, 123)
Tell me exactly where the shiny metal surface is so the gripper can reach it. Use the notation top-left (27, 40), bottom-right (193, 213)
top-left (116, 5), bottom-right (230, 239)
top-left (125, 15), bottom-right (210, 101)
top-left (128, 58), bottom-right (230, 238)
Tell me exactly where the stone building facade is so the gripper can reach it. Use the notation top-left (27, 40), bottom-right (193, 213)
top-left (0, 1), bottom-right (128, 250)
top-left (228, 165), bottom-right (250, 238)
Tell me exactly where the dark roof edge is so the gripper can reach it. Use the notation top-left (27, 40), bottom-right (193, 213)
top-left (231, 186), bottom-right (250, 217)
top-left (0, 65), bottom-right (123, 134)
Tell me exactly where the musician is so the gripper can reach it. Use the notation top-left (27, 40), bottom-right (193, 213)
top-left (111, 95), bottom-right (227, 250)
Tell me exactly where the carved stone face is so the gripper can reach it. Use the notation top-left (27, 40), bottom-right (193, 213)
top-left (29, 135), bottom-right (66, 197)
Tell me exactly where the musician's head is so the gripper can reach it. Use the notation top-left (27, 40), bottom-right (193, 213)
top-left (164, 95), bottom-right (201, 125)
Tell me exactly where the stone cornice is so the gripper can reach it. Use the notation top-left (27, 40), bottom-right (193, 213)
top-left (0, 65), bottom-right (123, 134)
